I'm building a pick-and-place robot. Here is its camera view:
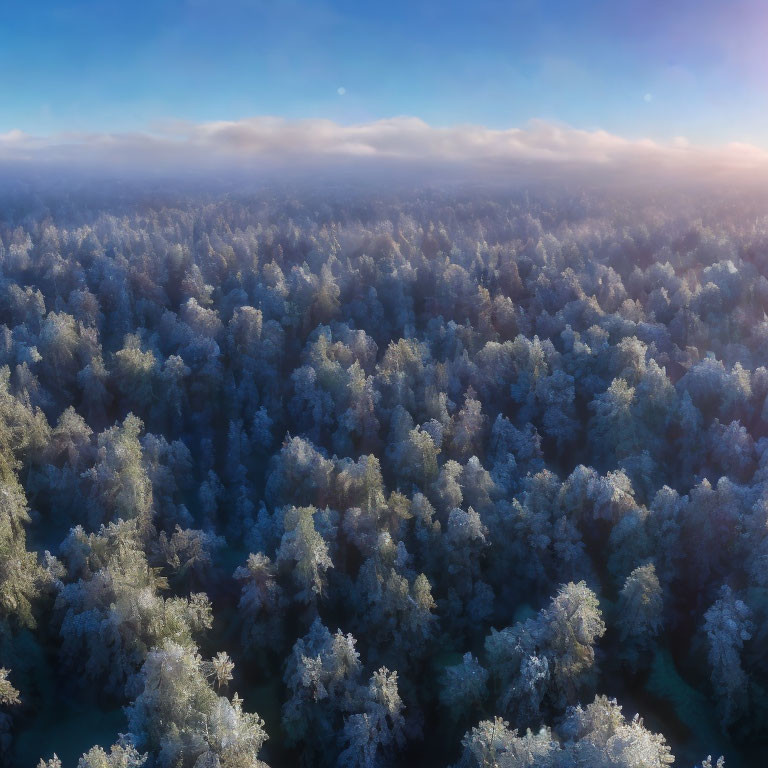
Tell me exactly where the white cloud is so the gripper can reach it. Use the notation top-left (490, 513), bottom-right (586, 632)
top-left (2, 116), bottom-right (768, 182)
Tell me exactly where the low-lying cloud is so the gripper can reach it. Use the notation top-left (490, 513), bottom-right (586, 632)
top-left (3, 116), bottom-right (768, 183)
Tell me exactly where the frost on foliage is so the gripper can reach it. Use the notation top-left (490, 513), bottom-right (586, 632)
top-left (0, 466), bottom-right (46, 628)
top-left (37, 757), bottom-right (62, 768)
top-left (485, 581), bottom-right (604, 719)
top-left (233, 552), bottom-right (285, 651)
top-left (55, 518), bottom-right (212, 693)
top-left (455, 695), bottom-right (673, 768)
top-left (82, 414), bottom-right (153, 528)
top-left (703, 585), bottom-right (753, 728)
top-left (0, 668), bottom-right (19, 705)
top-left (338, 668), bottom-right (405, 768)
top-left (282, 618), bottom-right (363, 749)
top-left (206, 651), bottom-right (235, 689)
top-left (453, 717), bottom-right (560, 768)
top-left (265, 437), bottom-right (334, 508)
top-left (560, 695), bottom-right (674, 768)
top-left (276, 505), bottom-right (333, 603)
top-left (439, 653), bottom-right (489, 720)
top-left (76, 740), bottom-right (147, 768)
top-left (350, 545), bottom-right (436, 662)
top-left (8, 185), bottom-right (768, 766)
top-left (617, 563), bottom-right (663, 667)
top-left (447, 389), bottom-right (486, 463)
top-left (154, 524), bottom-right (223, 588)
top-left (542, 581), bottom-right (606, 705)
top-left (126, 641), bottom-right (268, 768)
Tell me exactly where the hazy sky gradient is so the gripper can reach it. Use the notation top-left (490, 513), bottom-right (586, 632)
top-left (2, 0), bottom-right (767, 146)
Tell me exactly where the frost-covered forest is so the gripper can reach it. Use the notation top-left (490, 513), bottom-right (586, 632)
top-left (2, 180), bottom-right (768, 767)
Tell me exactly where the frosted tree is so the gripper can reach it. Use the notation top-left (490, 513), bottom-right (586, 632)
top-left (703, 585), bottom-right (753, 728)
top-left (560, 695), bottom-right (674, 767)
top-left (38, 311), bottom-right (82, 390)
top-left (447, 388), bottom-right (487, 462)
top-left (153, 524), bottom-right (223, 589)
top-left (352, 553), bottom-right (436, 664)
top-left (0, 466), bottom-right (45, 628)
top-left (433, 460), bottom-right (463, 514)
top-left (82, 414), bottom-right (153, 528)
top-left (617, 563), bottom-right (663, 668)
top-left (484, 581), bottom-right (603, 719)
top-left (461, 457), bottom-right (496, 513)
top-left (435, 522), bottom-right (489, 631)
top-left (126, 641), bottom-right (269, 768)
top-left (276, 505), bottom-right (333, 604)
top-left (646, 486), bottom-right (683, 588)
top-left (0, 668), bottom-right (19, 706)
top-left (536, 369), bottom-right (578, 449)
top-left (485, 617), bottom-right (550, 723)
top-left (113, 334), bottom-right (158, 414)
top-left (56, 518), bottom-right (213, 693)
top-left (37, 757), bottom-right (62, 768)
top-left (76, 740), bottom-right (147, 768)
top-left (455, 695), bottom-right (674, 767)
top-left (282, 619), bottom-right (364, 756)
top-left (339, 668), bottom-right (406, 768)
top-left (265, 437), bottom-right (334, 508)
top-left (233, 552), bottom-right (285, 652)
top-left (453, 717), bottom-right (560, 768)
top-left (439, 653), bottom-right (489, 720)
top-left (393, 426), bottom-right (441, 489)
top-left (542, 581), bottom-right (605, 705)
top-left (589, 378), bottom-right (639, 465)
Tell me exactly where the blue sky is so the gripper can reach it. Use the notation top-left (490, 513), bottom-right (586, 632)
top-left (1, 0), bottom-right (766, 146)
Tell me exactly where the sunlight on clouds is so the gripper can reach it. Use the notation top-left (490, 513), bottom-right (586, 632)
top-left (2, 116), bottom-right (768, 182)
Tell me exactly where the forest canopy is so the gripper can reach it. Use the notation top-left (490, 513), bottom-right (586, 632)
top-left (0, 178), bottom-right (766, 767)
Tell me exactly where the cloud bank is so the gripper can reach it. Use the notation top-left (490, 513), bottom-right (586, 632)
top-left (2, 116), bottom-right (768, 183)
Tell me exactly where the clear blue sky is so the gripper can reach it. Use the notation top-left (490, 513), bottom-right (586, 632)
top-left (1, 0), bottom-right (766, 145)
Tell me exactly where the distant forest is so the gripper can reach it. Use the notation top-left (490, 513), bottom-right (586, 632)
top-left (1, 180), bottom-right (768, 767)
